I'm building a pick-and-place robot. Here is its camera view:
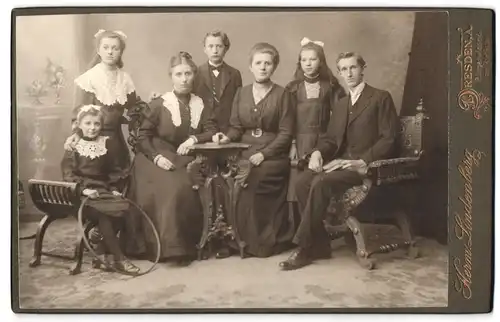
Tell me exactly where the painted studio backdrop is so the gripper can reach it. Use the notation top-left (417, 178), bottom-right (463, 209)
top-left (15, 11), bottom-right (448, 241)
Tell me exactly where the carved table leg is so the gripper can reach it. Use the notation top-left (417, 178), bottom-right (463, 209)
top-left (196, 178), bottom-right (214, 260)
top-left (29, 214), bottom-right (56, 267)
top-left (345, 215), bottom-right (376, 270)
top-left (189, 148), bottom-right (251, 260)
top-left (223, 159), bottom-right (251, 258)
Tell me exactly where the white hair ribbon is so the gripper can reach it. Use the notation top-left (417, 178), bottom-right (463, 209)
top-left (94, 29), bottom-right (128, 40)
top-left (94, 29), bottom-right (106, 38)
top-left (301, 37), bottom-right (324, 48)
top-left (113, 30), bottom-right (128, 40)
top-left (77, 104), bottom-right (102, 120)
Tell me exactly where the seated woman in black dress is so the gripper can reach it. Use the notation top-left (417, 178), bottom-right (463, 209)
top-left (213, 43), bottom-right (296, 258)
top-left (128, 52), bottom-right (217, 265)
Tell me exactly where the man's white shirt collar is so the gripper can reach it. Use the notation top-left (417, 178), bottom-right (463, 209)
top-left (349, 81), bottom-right (366, 106)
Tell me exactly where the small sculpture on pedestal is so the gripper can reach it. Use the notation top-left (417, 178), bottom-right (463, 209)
top-left (25, 80), bottom-right (47, 106)
top-left (44, 58), bottom-right (65, 105)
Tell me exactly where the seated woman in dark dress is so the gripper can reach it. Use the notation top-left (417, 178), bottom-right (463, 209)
top-left (212, 43), bottom-right (296, 258)
top-left (128, 52), bottom-right (217, 265)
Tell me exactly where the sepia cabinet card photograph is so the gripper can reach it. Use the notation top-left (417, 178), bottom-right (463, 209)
top-left (10, 6), bottom-right (494, 314)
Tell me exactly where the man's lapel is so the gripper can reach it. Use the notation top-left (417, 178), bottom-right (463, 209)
top-left (335, 94), bottom-right (350, 145)
top-left (200, 62), bottom-right (231, 98)
top-left (347, 84), bottom-right (374, 126)
top-left (218, 63), bottom-right (231, 97)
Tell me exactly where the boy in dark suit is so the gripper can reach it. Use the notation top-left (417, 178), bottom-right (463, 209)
top-left (193, 30), bottom-right (242, 259)
top-left (279, 52), bottom-right (400, 270)
top-left (193, 30), bottom-right (242, 134)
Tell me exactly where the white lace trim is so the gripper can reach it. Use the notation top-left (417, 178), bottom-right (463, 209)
top-left (75, 136), bottom-right (109, 159)
top-left (74, 63), bottom-right (136, 106)
top-left (161, 92), bottom-right (204, 129)
top-left (304, 81), bottom-right (321, 99)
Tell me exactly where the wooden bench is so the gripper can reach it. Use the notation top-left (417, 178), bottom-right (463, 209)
top-left (27, 179), bottom-right (95, 275)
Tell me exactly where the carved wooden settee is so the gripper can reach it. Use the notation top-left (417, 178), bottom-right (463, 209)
top-left (295, 99), bottom-right (428, 270)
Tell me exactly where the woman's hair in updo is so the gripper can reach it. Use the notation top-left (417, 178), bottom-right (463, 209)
top-left (248, 42), bottom-right (280, 69)
top-left (168, 51), bottom-right (198, 75)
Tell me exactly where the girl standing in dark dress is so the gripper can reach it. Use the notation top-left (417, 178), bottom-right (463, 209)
top-left (213, 43), bottom-right (296, 258)
top-left (286, 38), bottom-right (346, 201)
top-left (64, 29), bottom-right (146, 175)
top-left (61, 105), bottom-right (139, 274)
top-left (286, 37), bottom-right (345, 160)
top-left (63, 30), bottom-right (148, 256)
top-left (128, 52), bottom-right (217, 265)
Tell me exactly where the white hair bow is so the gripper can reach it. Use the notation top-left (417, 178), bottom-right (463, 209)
top-left (77, 104), bottom-right (102, 119)
top-left (80, 104), bottom-right (101, 112)
top-left (94, 29), bottom-right (128, 40)
top-left (301, 37), bottom-right (324, 47)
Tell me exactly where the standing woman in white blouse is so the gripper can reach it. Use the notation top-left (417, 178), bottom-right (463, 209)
top-left (63, 29), bottom-right (148, 256)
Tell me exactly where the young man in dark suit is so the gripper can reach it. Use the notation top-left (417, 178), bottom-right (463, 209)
top-left (193, 30), bottom-right (242, 134)
top-left (279, 52), bottom-right (400, 270)
top-left (193, 30), bottom-right (242, 259)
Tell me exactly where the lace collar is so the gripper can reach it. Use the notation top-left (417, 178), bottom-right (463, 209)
top-left (74, 63), bottom-right (136, 106)
top-left (75, 136), bottom-right (109, 159)
top-left (304, 80), bottom-right (321, 99)
top-left (161, 91), bottom-right (204, 129)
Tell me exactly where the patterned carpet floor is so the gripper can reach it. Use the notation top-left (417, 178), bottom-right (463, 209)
top-left (14, 218), bottom-right (448, 310)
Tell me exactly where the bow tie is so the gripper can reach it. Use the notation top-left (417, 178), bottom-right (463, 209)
top-left (210, 64), bottom-right (222, 72)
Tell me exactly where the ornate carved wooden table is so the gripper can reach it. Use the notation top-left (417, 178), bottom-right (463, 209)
top-left (187, 142), bottom-right (251, 260)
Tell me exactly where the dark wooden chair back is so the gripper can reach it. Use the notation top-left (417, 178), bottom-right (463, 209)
top-left (126, 100), bottom-right (149, 155)
top-left (28, 179), bottom-right (80, 219)
top-left (397, 99), bottom-right (426, 158)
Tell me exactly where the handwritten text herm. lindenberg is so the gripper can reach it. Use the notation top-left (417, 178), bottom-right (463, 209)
top-left (453, 149), bottom-right (486, 299)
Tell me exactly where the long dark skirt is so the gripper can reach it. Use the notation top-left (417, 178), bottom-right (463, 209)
top-left (126, 153), bottom-right (203, 260)
top-left (233, 158), bottom-right (295, 257)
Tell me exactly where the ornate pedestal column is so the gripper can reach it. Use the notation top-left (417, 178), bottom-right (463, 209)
top-left (187, 142), bottom-right (251, 260)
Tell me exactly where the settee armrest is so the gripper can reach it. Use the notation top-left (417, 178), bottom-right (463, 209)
top-left (366, 156), bottom-right (421, 186)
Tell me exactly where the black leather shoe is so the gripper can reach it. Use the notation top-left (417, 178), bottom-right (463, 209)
top-left (279, 248), bottom-right (313, 271)
top-left (216, 246), bottom-right (231, 259)
top-left (114, 259), bottom-right (140, 274)
top-left (92, 254), bottom-right (114, 272)
top-left (172, 256), bottom-right (195, 267)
